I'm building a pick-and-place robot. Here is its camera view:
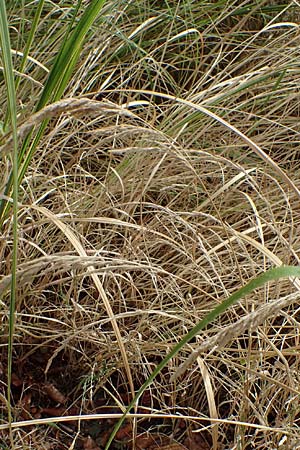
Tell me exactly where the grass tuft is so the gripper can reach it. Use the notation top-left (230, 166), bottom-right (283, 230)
top-left (1, 1), bottom-right (300, 449)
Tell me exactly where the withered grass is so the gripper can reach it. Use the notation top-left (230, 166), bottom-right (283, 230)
top-left (1, 1), bottom-right (300, 449)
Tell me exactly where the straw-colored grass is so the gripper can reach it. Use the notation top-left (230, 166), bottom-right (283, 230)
top-left (1, 1), bottom-right (300, 449)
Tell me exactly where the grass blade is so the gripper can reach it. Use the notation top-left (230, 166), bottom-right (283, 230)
top-left (105, 265), bottom-right (300, 449)
top-left (0, 0), bottom-right (19, 440)
top-left (36, 0), bottom-right (106, 109)
top-left (2, 0), bottom-right (46, 132)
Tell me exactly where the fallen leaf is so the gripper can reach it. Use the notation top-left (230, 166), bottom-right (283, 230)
top-left (83, 436), bottom-right (100, 450)
top-left (41, 406), bottom-right (67, 416)
top-left (43, 382), bottom-right (67, 404)
top-left (11, 373), bottom-right (23, 387)
top-left (135, 433), bottom-right (158, 449)
top-left (184, 433), bottom-right (211, 450)
top-left (41, 406), bottom-right (79, 426)
top-left (135, 433), bottom-right (188, 450)
top-left (115, 422), bottom-right (133, 441)
top-left (156, 445), bottom-right (188, 450)
top-left (18, 393), bottom-right (32, 420)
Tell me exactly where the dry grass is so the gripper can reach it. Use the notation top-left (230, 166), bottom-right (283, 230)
top-left (1, 1), bottom-right (300, 449)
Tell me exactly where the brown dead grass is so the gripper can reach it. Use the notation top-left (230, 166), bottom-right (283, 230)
top-left (1, 1), bottom-right (300, 449)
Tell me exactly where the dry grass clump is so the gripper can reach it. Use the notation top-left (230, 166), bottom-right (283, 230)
top-left (1, 1), bottom-right (300, 449)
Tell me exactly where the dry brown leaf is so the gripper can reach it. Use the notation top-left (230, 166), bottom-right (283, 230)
top-left (115, 422), bottom-right (133, 441)
top-left (41, 406), bottom-right (68, 416)
top-left (11, 373), bottom-right (23, 387)
top-left (135, 433), bottom-right (188, 450)
top-left (19, 393), bottom-right (31, 418)
top-left (184, 433), bottom-right (211, 450)
top-left (135, 433), bottom-right (158, 449)
top-left (157, 445), bottom-right (188, 450)
top-left (83, 435), bottom-right (100, 450)
top-left (43, 382), bottom-right (67, 404)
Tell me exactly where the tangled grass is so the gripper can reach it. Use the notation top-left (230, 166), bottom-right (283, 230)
top-left (1, 1), bottom-right (300, 449)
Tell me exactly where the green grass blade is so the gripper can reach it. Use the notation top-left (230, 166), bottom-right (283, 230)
top-left (105, 265), bottom-right (300, 449)
top-left (16, 0), bottom-right (45, 87)
top-left (36, 0), bottom-right (106, 109)
top-left (0, 0), bottom-right (106, 222)
top-left (0, 0), bottom-right (19, 436)
top-left (2, 0), bottom-right (46, 132)
top-left (18, 0), bottom-right (106, 191)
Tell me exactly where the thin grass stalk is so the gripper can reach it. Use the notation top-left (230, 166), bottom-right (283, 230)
top-left (105, 265), bottom-right (300, 449)
top-left (0, 0), bottom-right (19, 443)
top-left (3, 0), bottom-right (46, 132)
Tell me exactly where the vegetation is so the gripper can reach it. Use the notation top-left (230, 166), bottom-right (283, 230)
top-left (1, 1), bottom-right (300, 449)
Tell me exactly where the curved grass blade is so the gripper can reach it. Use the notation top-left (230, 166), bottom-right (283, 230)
top-left (0, 0), bottom-right (19, 439)
top-left (104, 265), bottom-right (300, 449)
